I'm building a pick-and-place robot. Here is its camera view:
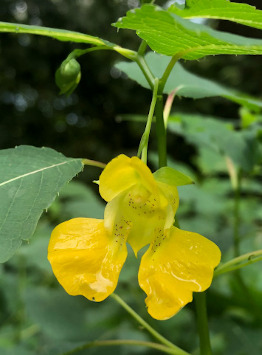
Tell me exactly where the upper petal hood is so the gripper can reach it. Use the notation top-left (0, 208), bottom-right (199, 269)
top-left (99, 155), bottom-right (157, 202)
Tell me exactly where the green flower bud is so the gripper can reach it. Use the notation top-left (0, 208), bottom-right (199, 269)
top-left (55, 58), bottom-right (81, 95)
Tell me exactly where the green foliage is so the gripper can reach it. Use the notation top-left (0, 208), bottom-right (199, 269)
top-left (114, 5), bottom-right (262, 59)
top-left (116, 52), bottom-right (262, 110)
top-left (153, 167), bottom-right (194, 186)
top-left (0, 146), bottom-right (82, 263)
top-left (170, 0), bottom-right (262, 30)
top-left (168, 113), bottom-right (261, 172)
top-left (0, 21), bottom-right (136, 60)
top-left (0, 21), bottom-right (111, 47)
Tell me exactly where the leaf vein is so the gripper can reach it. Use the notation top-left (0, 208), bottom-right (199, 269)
top-left (0, 160), bottom-right (77, 187)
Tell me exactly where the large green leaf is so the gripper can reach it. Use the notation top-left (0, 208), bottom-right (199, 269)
top-left (116, 52), bottom-right (262, 110)
top-left (169, 0), bottom-right (262, 30)
top-left (114, 5), bottom-right (262, 59)
top-left (0, 145), bottom-right (83, 263)
top-left (0, 22), bottom-right (135, 59)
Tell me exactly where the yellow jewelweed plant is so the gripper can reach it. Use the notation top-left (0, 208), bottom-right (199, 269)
top-left (0, 1), bottom-right (262, 355)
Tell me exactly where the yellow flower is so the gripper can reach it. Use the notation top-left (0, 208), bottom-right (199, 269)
top-left (48, 154), bottom-right (221, 320)
top-left (100, 155), bottom-right (179, 255)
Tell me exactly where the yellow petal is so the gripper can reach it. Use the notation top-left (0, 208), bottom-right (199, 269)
top-left (138, 226), bottom-right (221, 320)
top-left (104, 184), bottom-right (174, 255)
top-left (99, 154), bottom-right (156, 202)
top-left (48, 218), bottom-right (127, 302)
top-left (156, 181), bottom-right (179, 216)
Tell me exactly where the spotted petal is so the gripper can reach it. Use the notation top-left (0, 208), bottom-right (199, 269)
top-left (48, 218), bottom-right (127, 302)
top-left (156, 181), bottom-right (179, 216)
top-left (104, 183), bottom-right (175, 255)
top-left (99, 154), bottom-right (157, 202)
top-left (138, 227), bottom-right (221, 320)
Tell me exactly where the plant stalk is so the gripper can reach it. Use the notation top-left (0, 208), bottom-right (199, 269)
top-left (111, 293), bottom-right (190, 355)
top-left (59, 339), bottom-right (182, 355)
top-left (138, 40), bottom-right (148, 56)
top-left (138, 78), bottom-right (159, 163)
top-left (214, 249), bottom-right (262, 277)
top-left (233, 170), bottom-right (242, 257)
top-left (135, 54), bottom-right (155, 89)
top-left (159, 55), bottom-right (180, 94)
top-left (155, 95), bottom-right (167, 168)
top-left (194, 292), bottom-right (212, 355)
top-left (82, 158), bottom-right (106, 169)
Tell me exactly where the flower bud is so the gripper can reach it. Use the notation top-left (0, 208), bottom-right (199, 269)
top-left (55, 58), bottom-right (81, 95)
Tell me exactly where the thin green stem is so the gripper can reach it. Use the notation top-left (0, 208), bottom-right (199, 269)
top-left (59, 339), bottom-right (179, 355)
top-left (155, 95), bottom-right (167, 168)
top-left (138, 78), bottom-right (159, 163)
top-left (233, 170), bottom-right (242, 257)
top-left (82, 158), bottom-right (106, 169)
top-left (135, 54), bottom-right (155, 89)
top-left (214, 249), bottom-right (262, 277)
top-left (111, 293), bottom-right (190, 355)
top-left (138, 40), bottom-right (148, 56)
top-left (114, 46), bottom-right (137, 61)
top-left (67, 46), bottom-right (110, 60)
top-left (194, 292), bottom-right (212, 355)
top-left (159, 55), bottom-right (180, 94)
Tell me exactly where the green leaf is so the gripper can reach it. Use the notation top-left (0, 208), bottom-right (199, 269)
top-left (0, 145), bottom-right (83, 263)
top-left (0, 21), bottom-right (136, 59)
top-left (0, 21), bottom-right (108, 46)
top-left (153, 166), bottom-right (194, 186)
top-left (195, 147), bottom-right (228, 174)
top-left (116, 52), bottom-right (262, 110)
top-left (114, 5), bottom-right (262, 59)
top-left (168, 113), bottom-right (260, 171)
top-left (170, 0), bottom-right (262, 30)
top-left (25, 287), bottom-right (89, 341)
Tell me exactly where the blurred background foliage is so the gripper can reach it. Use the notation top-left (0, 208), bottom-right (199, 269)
top-left (0, 0), bottom-right (262, 354)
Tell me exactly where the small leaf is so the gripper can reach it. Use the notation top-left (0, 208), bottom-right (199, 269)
top-left (114, 5), bottom-right (262, 60)
top-left (170, 0), bottom-right (262, 30)
top-left (154, 166), bottom-right (194, 186)
top-left (0, 146), bottom-right (83, 263)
